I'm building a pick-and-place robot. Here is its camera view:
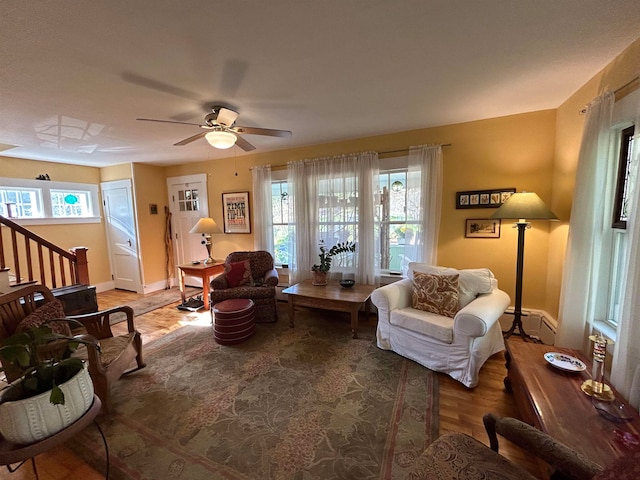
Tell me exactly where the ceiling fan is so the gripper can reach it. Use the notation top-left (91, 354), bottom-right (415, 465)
top-left (137, 105), bottom-right (292, 152)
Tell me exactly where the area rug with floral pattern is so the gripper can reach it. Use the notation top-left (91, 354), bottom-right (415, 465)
top-left (70, 309), bottom-right (439, 479)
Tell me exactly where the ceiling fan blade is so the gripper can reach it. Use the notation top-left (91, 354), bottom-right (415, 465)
top-left (234, 134), bottom-right (256, 152)
top-left (232, 125), bottom-right (292, 138)
top-left (137, 118), bottom-right (205, 127)
top-left (174, 131), bottom-right (207, 146)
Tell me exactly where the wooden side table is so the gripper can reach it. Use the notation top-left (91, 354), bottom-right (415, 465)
top-left (0, 396), bottom-right (108, 479)
top-left (177, 262), bottom-right (225, 311)
top-left (504, 340), bottom-right (640, 471)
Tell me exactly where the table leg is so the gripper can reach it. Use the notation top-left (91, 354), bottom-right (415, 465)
top-left (288, 298), bottom-right (295, 328)
top-left (350, 306), bottom-right (359, 339)
top-left (202, 273), bottom-right (210, 311)
top-left (179, 269), bottom-right (186, 305)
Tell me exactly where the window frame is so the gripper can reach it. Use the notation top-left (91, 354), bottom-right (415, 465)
top-left (0, 177), bottom-right (101, 225)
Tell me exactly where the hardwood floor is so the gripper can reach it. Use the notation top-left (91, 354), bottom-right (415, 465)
top-left (0, 290), bottom-right (539, 479)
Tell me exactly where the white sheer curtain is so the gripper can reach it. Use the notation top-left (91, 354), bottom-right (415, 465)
top-left (556, 91), bottom-right (615, 351)
top-left (287, 152), bottom-right (379, 285)
top-left (611, 91), bottom-right (640, 401)
top-left (251, 165), bottom-right (274, 253)
top-left (408, 145), bottom-right (443, 265)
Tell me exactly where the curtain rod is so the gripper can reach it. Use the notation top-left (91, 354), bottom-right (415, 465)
top-left (378, 144), bottom-right (451, 156)
top-left (579, 76), bottom-right (639, 114)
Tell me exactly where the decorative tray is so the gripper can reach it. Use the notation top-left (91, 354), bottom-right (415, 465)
top-left (543, 352), bottom-right (587, 372)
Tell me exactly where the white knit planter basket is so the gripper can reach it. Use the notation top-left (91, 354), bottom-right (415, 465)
top-left (0, 362), bottom-right (94, 444)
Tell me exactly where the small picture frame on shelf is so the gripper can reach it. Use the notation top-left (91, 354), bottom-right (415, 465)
top-left (465, 218), bottom-right (501, 238)
top-left (456, 188), bottom-right (516, 209)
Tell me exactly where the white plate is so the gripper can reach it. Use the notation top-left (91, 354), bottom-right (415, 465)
top-left (543, 352), bottom-right (587, 372)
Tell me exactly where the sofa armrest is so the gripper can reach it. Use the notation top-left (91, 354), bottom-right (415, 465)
top-left (454, 289), bottom-right (510, 337)
top-left (211, 273), bottom-right (229, 289)
top-left (483, 414), bottom-right (603, 480)
top-left (263, 268), bottom-right (279, 287)
top-left (371, 279), bottom-right (413, 322)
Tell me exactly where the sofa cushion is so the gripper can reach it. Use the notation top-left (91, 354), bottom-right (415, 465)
top-left (390, 307), bottom-right (454, 343)
top-left (409, 263), bottom-right (496, 308)
top-left (17, 299), bottom-right (72, 336)
top-left (225, 260), bottom-right (254, 288)
top-left (412, 272), bottom-right (460, 318)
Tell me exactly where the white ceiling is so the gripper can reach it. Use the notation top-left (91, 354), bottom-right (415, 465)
top-left (2, 1), bottom-right (640, 168)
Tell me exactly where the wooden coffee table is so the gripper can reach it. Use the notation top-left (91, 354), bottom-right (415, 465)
top-left (283, 280), bottom-right (376, 338)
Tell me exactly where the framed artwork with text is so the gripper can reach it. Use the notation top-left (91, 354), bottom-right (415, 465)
top-left (222, 191), bottom-right (251, 234)
top-left (456, 188), bottom-right (516, 209)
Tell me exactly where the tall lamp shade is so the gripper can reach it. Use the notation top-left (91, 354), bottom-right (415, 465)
top-left (189, 217), bottom-right (221, 264)
top-left (490, 192), bottom-right (558, 340)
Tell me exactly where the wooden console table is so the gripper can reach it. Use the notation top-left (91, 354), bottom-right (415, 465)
top-left (177, 262), bottom-right (225, 311)
top-left (283, 280), bottom-right (375, 339)
top-left (505, 340), bottom-right (640, 471)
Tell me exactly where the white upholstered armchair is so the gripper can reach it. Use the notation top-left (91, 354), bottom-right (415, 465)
top-left (371, 263), bottom-right (510, 387)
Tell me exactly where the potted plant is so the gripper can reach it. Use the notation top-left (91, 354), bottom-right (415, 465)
top-left (0, 323), bottom-right (98, 444)
top-left (311, 240), bottom-right (357, 285)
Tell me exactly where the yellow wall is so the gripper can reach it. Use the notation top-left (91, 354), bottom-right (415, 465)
top-left (0, 157), bottom-right (112, 286)
top-left (132, 163), bottom-right (169, 287)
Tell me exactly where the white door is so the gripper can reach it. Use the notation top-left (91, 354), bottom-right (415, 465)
top-left (101, 179), bottom-right (142, 292)
top-left (167, 174), bottom-right (209, 287)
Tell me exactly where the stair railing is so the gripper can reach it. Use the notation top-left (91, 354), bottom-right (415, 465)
top-left (0, 215), bottom-right (89, 289)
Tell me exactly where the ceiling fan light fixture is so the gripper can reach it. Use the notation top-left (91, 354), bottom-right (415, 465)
top-left (205, 130), bottom-right (237, 149)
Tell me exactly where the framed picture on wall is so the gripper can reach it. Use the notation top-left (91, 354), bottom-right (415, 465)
top-left (222, 191), bottom-right (251, 234)
top-left (456, 188), bottom-right (516, 209)
top-left (465, 218), bottom-right (501, 238)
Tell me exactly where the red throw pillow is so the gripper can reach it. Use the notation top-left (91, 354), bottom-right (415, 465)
top-left (225, 260), bottom-right (253, 288)
top-left (17, 299), bottom-right (72, 336)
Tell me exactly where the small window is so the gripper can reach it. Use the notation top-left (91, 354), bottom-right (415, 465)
top-left (272, 180), bottom-right (291, 266)
top-left (50, 190), bottom-right (93, 218)
top-left (612, 125), bottom-right (634, 229)
top-left (0, 188), bottom-right (42, 218)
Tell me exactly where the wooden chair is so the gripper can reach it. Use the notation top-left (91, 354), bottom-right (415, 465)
top-left (0, 284), bottom-right (145, 412)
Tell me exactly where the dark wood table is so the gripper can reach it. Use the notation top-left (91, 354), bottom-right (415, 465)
top-left (177, 262), bottom-right (225, 311)
top-left (283, 280), bottom-right (376, 338)
top-left (0, 396), bottom-right (107, 479)
top-left (505, 340), bottom-right (640, 471)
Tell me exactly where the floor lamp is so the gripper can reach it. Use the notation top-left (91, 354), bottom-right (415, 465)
top-left (490, 192), bottom-right (558, 340)
top-left (189, 217), bottom-right (221, 264)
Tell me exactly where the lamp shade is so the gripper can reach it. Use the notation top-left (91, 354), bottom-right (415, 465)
top-left (490, 192), bottom-right (558, 221)
top-left (189, 217), bottom-right (221, 234)
top-left (205, 130), bottom-right (237, 149)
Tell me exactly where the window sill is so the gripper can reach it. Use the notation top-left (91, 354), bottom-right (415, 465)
top-left (593, 320), bottom-right (617, 343)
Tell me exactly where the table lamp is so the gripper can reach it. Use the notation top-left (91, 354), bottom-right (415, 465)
top-left (189, 217), bottom-right (221, 264)
top-left (490, 192), bottom-right (558, 340)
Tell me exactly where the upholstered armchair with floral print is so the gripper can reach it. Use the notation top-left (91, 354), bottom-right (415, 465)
top-left (407, 413), bottom-right (606, 480)
top-left (210, 251), bottom-right (279, 323)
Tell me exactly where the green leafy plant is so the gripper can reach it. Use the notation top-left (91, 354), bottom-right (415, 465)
top-left (312, 240), bottom-right (357, 273)
top-left (0, 323), bottom-right (98, 405)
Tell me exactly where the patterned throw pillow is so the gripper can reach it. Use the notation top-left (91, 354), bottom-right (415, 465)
top-left (412, 272), bottom-right (460, 318)
top-left (225, 260), bottom-right (254, 288)
top-left (16, 299), bottom-right (72, 336)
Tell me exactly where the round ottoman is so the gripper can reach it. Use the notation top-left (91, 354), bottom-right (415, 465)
top-left (212, 299), bottom-right (256, 345)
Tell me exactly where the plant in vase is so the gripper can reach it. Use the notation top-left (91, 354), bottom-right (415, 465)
top-left (311, 240), bottom-right (357, 285)
top-left (0, 322), bottom-right (99, 443)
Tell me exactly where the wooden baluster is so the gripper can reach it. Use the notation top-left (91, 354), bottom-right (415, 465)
top-left (24, 236), bottom-right (34, 282)
top-left (49, 249), bottom-right (57, 288)
top-left (0, 226), bottom-right (5, 269)
top-left (10, 228), bottom-right (20, 284)
top-left (38, 243), bottom-right (45, 285)
top-left (59, 255), bottom-right (67, 286)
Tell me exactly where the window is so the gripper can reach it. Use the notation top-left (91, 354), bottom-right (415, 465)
top-left (0, 177), bottom-right (100, 224)
top-left (377, 168), bottom-right (421, 273)
top-left (272, 180), bottom-right (291, 266)
top-left (271, 157), bottom-right (420, 273)
top-left (0, 187), bottom-right (42, 218)
top-left (50, 190), bottom-right (93, 218)
top-left (604, 125), bottom-right (634, 328)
